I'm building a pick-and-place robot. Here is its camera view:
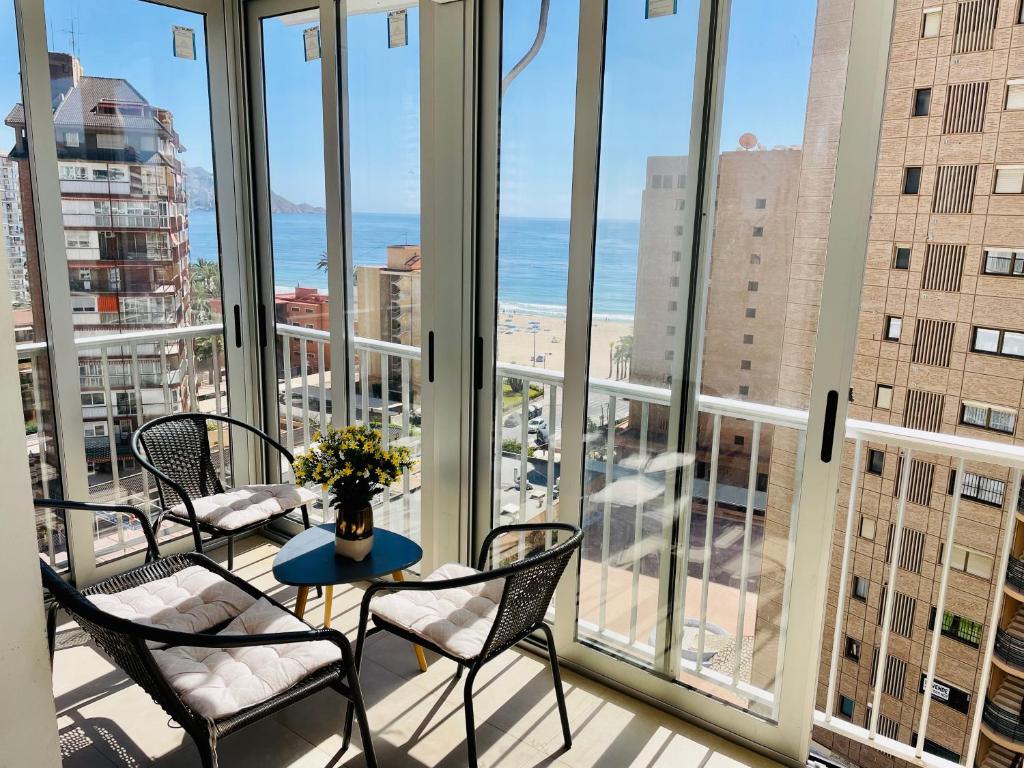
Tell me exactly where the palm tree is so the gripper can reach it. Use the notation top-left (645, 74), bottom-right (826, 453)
top-left (613, 335), bottom-right (633, 379)
top-left (189, 259), bottom-right (221, 323)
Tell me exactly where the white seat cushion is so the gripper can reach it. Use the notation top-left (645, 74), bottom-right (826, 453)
top-left (151, 597), bottom-right (341, 720)
top-left (88, 565), bottom-right (256, 635)
top-left (369, 563), bottom-right (505, 660)
top-left (171, 484), bottom-right (319, 531)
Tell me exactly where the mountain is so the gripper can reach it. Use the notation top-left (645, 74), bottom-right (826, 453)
top-left (182, 164), bottom-right (325, 214)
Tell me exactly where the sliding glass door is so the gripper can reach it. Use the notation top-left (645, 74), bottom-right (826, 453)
top-left (476, 0), bottom-right (892, 760)
top-left (248, 0), bottom-right (427, 546)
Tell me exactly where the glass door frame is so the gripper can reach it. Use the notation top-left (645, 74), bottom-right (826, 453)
top-left (243, 0), bottom-right (479, 571)
top-left (13, 0), bottom-right (261, 585)
top-left (472, 0), bottom-right (895, 763)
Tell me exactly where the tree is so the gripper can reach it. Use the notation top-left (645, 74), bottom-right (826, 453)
top-left (189, 259), bottom-right (221, 323)
top-left (613, 335), bottom-right (633, 379)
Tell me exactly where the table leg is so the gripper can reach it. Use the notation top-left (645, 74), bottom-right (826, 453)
top-left (324, 585), bottom-right (334, 629)
top-left (295, 586), bottom-right (309, 620)
top-left (393, 570), bottom-right (428, 672)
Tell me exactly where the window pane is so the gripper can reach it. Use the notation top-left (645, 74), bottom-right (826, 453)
top-left (995, 168), bottom-right (1024, 194)
top-left (985, 250), bottom-right (1012, 274)
top-left (37, 0), bottom-right (232, 561)
top-left (1002, 331), bottom-right (1024, 357)
top-left (973, 327), bottom-right (1000, 352)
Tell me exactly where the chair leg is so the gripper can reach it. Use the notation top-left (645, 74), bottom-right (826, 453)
top-left (192, 730), bottom-right (218, 768)
top-left (226, 536), bottom-right (234, 571)
top-left (539, 622), bottom-right (572, 750)
top-left (343, 598), bottom-right (373, 751)
top-left (454, 664), bottom-right (464, 680)
top-left (344, 662), bottom-right (378, 768)
top-left (45, 603), bottom-right (58, 666)
top-left (464, 666), bottom-right (480, 768)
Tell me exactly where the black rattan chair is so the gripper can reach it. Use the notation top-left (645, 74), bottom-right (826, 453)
top-left (131, 413), bottom-right (317, 570)
top-left (38, 498), bottom-right (377, 768)
top-left (346, 522), bottom-right (583, 767)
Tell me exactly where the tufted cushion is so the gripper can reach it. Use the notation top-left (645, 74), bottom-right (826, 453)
top-left (151, 597), bottom-right (341, 720)
top-left (171, 484), bottom-right (319, 531)
top-left (369, 563), bottom-right (505, 660)
top-left (88, 565), bottom-right (256, 635)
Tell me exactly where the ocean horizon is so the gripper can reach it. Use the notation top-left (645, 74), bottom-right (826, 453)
top-left (188, 209), bottom-right (641, 321)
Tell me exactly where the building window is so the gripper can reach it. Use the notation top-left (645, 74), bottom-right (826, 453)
top-left (982, 248), bottom-right (1024, 276)
top-left (670, 276), bottom-right (680, 287)
top-left (928, 607), bottom-right (983, 648)
top-left (884, 316), bottom-right (902, 341)
top-left (740, 360), bottom-right (751, 371)
top-left (742, 334), bottom-right (753, 344)
top-left (960, 401), bottom-right (1017, 434)
top-left (734, 435), bottom-right (744, 446)
top-left (922, 7), bottom-right (942, 37)
top-left (754, 198), bottom-right (766, 209)
top-left (747, 281), bottom-right (759, 292)
top-left (939, 542), bottom-right (995, 579)
top-left (752, 226), bottom-right (764, 237)
top-left (668, 301), bottom-right (677, 311)
top-left (64, 131), bottom-right (80, 147)
top-left (750, 254), bottom-right (761, 265)
top-left (971, 326), bottom-right (1024, 358)
top-left (675, 199), bottom-right (685, 211)
top-left (875, 385), bottom-right (894, 409)
top-left (893, 246), bottom-right (912, 269)
top-left (844, 637), bottom-right (861, 661)
top-left (867, 449), bottom-right (885, 475)
top-left (950, 469), bottom-right (1006, 507)
top-left (96, 132), bottom-right (126, 150)
top-left (674, 225), bottom-right (684, 236)
top-left (672, 250), bottom-right (682, 262)
top-left (918, 674), bottom-right (972, 715)
top-left (913, 87), bottom-right (932, 117)
top-left (745, 307), bottom-right (756, 318)
top-left (664, 350), bottom-right (674, 361)
top-left (903, 166), bottom-right (923, 195)
top-left (738, 385), bottom-right (749, 396)
top-left (860, 517), bottom-right (876, 540)
top-left (995, 166), bottom-right (1024, 194)
top-left (1007, 80), bottom-right (1024, 110)
top-left (838, 695), bottom-right (856, 719)
top-left (852, 576), bottom-right (869, 601)
top-left (666, 325), bottom-right (676, 336)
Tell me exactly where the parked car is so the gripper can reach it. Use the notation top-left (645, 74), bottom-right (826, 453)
top-left (528, 417), bottom-right (547, 433)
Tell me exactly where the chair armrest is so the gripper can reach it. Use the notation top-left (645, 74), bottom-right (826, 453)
top-left (35, 498), bottom-right (160, 563)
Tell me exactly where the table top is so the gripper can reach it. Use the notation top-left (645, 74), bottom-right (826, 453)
top-left (272, 524), bottom-right (423, 587)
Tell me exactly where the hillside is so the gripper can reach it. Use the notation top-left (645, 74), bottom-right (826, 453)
top-left (182, 164), bottom-right (325, 214)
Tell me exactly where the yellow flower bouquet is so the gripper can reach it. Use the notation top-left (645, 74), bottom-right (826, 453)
top-left (294, 424), bottom-right (414, 560)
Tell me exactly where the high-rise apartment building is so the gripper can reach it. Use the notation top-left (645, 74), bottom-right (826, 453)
top-left (802, 2), bottom-right (1024, 767)
top-left (5, 52), bottom-right (192, 484)
top-left (0, 152), bottom-right (29, 306)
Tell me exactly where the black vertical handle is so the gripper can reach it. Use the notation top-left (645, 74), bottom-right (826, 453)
top-left (820, 389), bottom-right (839, 463)
top-left (474, 336), bottom-right (483, 390)
top-left (257, 303), bottom-right (267, 349)
top-left (428, 331), bottom-right (435, 383)
top-left (232, 304), bottom-right (242, 349)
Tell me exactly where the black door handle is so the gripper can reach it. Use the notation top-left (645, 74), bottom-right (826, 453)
top-left (820, 389), bottom-right (839, 463)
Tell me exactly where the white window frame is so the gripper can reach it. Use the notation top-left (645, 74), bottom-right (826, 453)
top-left (994, 165), bottom-right (1024, 194)
top-left (922, 7), bottom-right (942, 38)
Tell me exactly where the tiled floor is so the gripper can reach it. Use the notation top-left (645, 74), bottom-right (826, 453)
top-left (51, 537), bottom-right (783, 768)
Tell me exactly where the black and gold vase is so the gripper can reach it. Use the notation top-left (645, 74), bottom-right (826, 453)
top-left (333, 496), bottom-right (374, 561)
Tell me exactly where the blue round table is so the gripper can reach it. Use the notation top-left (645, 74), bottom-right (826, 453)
top-left (273, 524), bottom-right (428, 670)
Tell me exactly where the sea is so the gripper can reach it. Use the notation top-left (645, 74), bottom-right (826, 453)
top-left (188, 209), bottom-right (640, 321)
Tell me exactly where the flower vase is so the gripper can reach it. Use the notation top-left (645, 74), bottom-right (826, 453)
top-left (334, 498), bottom-right (374, 561)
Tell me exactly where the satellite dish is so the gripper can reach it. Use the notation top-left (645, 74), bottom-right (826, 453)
top-left (739, 132), bottom-right (758, 150)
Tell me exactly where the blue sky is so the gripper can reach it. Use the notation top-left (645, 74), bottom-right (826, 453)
top-left (1, 0), bottom-right (816, 220)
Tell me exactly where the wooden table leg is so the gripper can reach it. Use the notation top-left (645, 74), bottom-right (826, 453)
top-left (295, 586), bottom-right (309, 620)
top-left (393, 570), bottom-right (429, 672)
top-left (323, 585), bottom-right (334, 629)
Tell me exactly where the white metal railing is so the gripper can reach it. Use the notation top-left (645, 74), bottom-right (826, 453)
top-left (17, 322), bottom-right (229, 562)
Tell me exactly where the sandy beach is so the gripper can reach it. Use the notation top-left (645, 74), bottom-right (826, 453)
top-left (495, 309), bottom-right (634, 379)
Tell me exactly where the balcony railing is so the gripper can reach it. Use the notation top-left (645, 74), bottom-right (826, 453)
top-left (18, 320), bottom-right (1024, 768)
top-left (995, 627), bottom-right (1024, 671)
top-left (983, 697), bottom-right (1024, 744)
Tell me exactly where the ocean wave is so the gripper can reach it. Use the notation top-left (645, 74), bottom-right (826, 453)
top-left (498, 301), bottom-right (634, 323)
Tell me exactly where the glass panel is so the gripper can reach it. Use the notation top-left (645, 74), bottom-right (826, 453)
top-left (576, 0), bottom-right (699, 673)
top-left (1, 0), bottom-right (67, 569)
top-left (490, 0), bottom-right (579, 532)
top-left (38, 0), bottom-right (231, 561)
top-left (259, 8), bottom-right (328, 522)
top-left (348, 3), bottom-right (422, 543)
top-left (575, 0), bottom-right (853, 721)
